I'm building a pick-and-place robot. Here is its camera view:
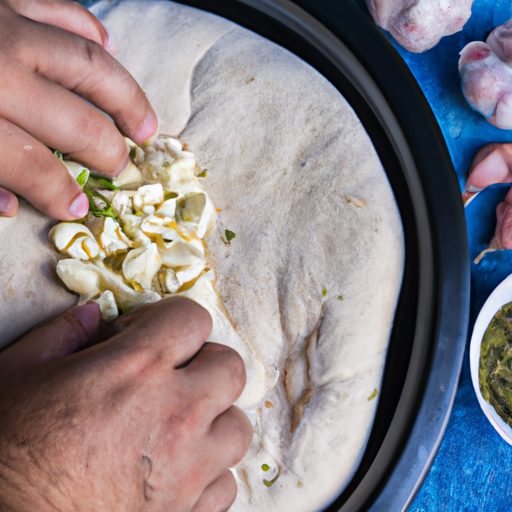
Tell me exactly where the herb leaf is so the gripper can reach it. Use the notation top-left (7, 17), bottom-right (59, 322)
top-left (87, 174), bottom-right (120, 191)
top-left (367, 389), bottom-right (378, 401)
top-left (225, 229), bottom-right (236, 243)
top-left (76, 169), bottom-right (90, 189)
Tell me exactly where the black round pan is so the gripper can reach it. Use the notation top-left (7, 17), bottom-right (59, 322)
top-left (174, 0), bottom-right (470, 510)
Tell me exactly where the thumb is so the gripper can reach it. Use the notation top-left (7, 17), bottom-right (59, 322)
top-left (0, 302), bottom-right (106, 377)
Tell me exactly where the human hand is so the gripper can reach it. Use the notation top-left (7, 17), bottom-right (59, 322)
top-left (0, 298), bottom-right (251, 511)
top-left (0, 0), bottom-right (157, 220)
top-left (464, 143), bottom-right (512, 249)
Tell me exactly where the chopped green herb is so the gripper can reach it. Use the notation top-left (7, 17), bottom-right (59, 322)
top-left (129, 147), bottom-right (137, 160)
top-left (225, 229), bottom-right (236, 243)
top-left (83, 189), bottom-right (117, 220)
top-left (367, 389), bottom-right (378, 401)
top-left (164, 191), bottom-right (179, 201)
top-left (263, 473), bottom-right (280, 488)
top-left (337, 295), bottom-right (344, 301)
top-left (76, 169), bottom-right (90, 189)
top-left (197, 169), bottom-right (207, 178)
top-left (322, 288), bottom-right (327, 297)
top-left (162, 161), bottom-right (171, 168)
top-left (261, 464), bottom-right (270, 472)
top-left (54, 150), bottom-right (63, 161)
top-left (87, 174), bottom-right (120, 191)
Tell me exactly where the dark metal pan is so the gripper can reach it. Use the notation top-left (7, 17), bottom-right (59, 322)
top-left (173, 1), bottom-right (470, 510)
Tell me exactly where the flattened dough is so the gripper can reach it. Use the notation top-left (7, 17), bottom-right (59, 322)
top-left (0, 2), bottom-right (404, 510)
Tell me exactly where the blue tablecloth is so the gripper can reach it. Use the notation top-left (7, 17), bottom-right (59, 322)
top-left (390, 1), bottom-right (512, 510)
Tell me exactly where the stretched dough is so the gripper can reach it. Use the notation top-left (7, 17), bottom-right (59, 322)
top-left (0, 2), bottom-right (404, 510)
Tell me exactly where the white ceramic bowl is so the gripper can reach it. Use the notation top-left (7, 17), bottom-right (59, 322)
top-left (470, 273), bottom-right (512, 445)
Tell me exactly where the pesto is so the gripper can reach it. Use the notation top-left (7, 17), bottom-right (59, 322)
top-left (480, 301), bottom-right (512, 427)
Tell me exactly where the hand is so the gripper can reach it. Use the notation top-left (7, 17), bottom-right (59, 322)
top-left (465, 143), bottom-right (512, 249)
top-left (0, 0), bottom-right (157, 220)
top-left (0, 298), bottom-right (252, 511)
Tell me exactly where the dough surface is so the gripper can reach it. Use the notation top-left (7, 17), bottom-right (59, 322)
top-left (0, 2), bottom-right (404, 510)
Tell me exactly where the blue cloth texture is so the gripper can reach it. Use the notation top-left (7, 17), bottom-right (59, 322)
top-left (388, 1), bottom-right (512, 510)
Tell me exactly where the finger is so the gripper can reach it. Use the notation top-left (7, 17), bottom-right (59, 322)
top-left (465, 143), bottom-right (512, 192)
top-left (180, 343), bottom-right (247, 415)
top-left (0, 117), bottom-right (89, 220)
top-left (208, 407), bottom-right (253, 469)
top-left (0, 302), bottom-right (106, 378)
top-left (0, 186), bottom-right (18, 217)
top-left (1, 69), bottom-right (131, 178)
top-left (10, 18), bottom-right (157, 147)
top-left (8, 0), bottom-right (111, 51)
top-left (191, 470), bottom-right (238, 512)
top-left (109, 297), bottom-right (213, 370)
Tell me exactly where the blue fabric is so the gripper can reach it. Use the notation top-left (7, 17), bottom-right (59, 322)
top-left (389, 1), bottom-right (512, 510)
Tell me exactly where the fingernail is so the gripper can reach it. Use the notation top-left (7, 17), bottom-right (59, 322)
top-left (0, 188), bottom-right (18, 217)
top-left (69, 193), bottom-right (89, 219)
top-left (133, 111), bottom-right (158, 145)
top-left (70, 302), bottom-right (102, 338)
top-left (465, 185), bottom-right (482, 193)
top-left (101, 22), bottom-right (119, 56)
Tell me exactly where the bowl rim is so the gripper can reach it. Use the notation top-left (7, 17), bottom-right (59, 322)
top-left (470, 273), bottom-right (512, 446)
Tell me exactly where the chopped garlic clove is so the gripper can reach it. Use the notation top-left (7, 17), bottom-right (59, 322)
top-left (62, 160), bottom-right (90, 181)
top-left (94, 290), bottom-right (119, 322)
top-left (157, 239), bottom-right (204, 268)
top-left (113, 161), bottom-right (143, 189)
top-left (156, 197), bottom-right (177, 218)
top-left (176, 192), bottom-right (216, 238)
top-left (100, 217), bottom-right (133, 254)
top-left (111, 191), bottom-right (134, 218)
top-left (176, 260), bottom-right (204, 287)
top-left (66, 236), bottom-right (89, 260)
top-left (49, 223), bottom-right (100, 261)
top-left (160, 158), bottom-right (197, 190)
top-left (158, 268), bottom-right (180, 294)
top-left (133, 184), bottom-right (164, 211)
top-left (141, 214), bottom-right (168, 235)
top-left (122, 243), bottom-right (162, 290)
top-left (120, 214), bottom-right (152, 247)
top-left (56, 259), bottom-right (160, 309)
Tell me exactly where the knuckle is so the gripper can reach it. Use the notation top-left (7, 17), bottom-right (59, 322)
top-left (169, 400), bottom-right (208, 438)
top-left (218, 472), bottom-right (237, 510)
top-left (225, 349), bottom-right (246, 393)
top-left (227, 408), bottom-right (253, 461)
